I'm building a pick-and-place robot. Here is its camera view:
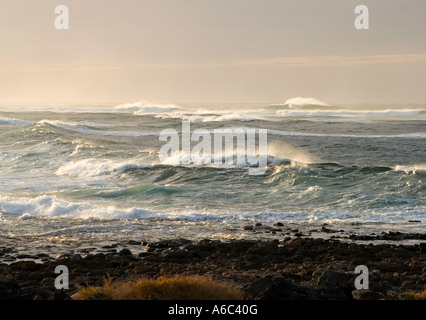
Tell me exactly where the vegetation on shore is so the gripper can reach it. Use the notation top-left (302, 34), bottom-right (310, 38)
top-left (74, 275), bottom-right (244, 300)
top-left (403, 291), bottom-right (426, 300)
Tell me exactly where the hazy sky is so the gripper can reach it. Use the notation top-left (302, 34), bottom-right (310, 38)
top-left (1, 0), bottom-right (426, 105)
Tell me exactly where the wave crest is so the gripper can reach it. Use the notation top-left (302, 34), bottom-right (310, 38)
top-left (0, 116), bottom-right (33, 126)
top-left (56, 158), bottom-right (152, 178)
top-left (114, 101), bottom-right (182, 115)
top-left (283, 97), bottom-right (330, 109)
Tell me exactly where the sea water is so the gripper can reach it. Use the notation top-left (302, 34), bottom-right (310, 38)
top-left (0, 99), bottom-right (424, 256)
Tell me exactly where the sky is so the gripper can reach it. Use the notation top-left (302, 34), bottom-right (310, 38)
top-left (0, 0), bottom-right (426, 105)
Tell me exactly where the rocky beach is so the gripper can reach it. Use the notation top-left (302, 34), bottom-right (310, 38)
top-left (1, 223), bottom-right (425, 300)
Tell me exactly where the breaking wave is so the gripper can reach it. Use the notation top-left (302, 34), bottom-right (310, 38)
top-left (114, 101), bottom-right (182, 115)
top-left (37, 120), bottom-right (158, 136)
top-left (283, 97), bottom-right (330, 109)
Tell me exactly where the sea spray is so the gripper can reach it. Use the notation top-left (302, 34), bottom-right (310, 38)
top-left (159, 121), bottom-right (268, 175)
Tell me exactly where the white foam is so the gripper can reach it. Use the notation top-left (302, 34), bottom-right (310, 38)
top-left (276, 108), bottom-right (424, 117)
top-left (120, 102), bottom-right (425, 122)
top-left (304, 118), bottom-right (375, 124)
top-left (114, 101), bottom-right (182, 115)
top-left (0, 194), bottom-right (423, 225)
top-left (394, 164), bottom-right (426, 174)
top-left (155, 112), bottom-right (260, 122)
top-left (283, 97), bottom-right (330, 109)
top-left (159, 150), bottom-right (290, 168)
top-left (0, 195), bottom-right (158, 219)
top-left (56, 158), bottom-right (152, 178)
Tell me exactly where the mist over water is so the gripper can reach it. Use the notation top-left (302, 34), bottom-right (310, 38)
top-left (0, 99), bottom-right (425, 250)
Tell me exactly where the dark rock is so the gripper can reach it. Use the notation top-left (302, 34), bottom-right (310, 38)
top-left (321, 226), bottom-right (337, 233)
top-left (352, 289), bottom-right (385, 300)
top-left (94, 253), bottom-right (106, 259)
top-left (102, 248), bottom-right (117, 253)
top-left (164, 249), bottom-right (188, 259)
top-left (102, 244), bottom-right (118, 249)
top-left (127, 240), bottom-right (141, 246)
top-left (0, 275), bottom-right (20, 299)
top-left (10, 261), bottom-right (41, 272)
top-left (242, 225), bottom-right (254, 231)
top-left (245, 276), bottom-right (309, 300)
top-left (17, 254), bottom-right (36, 259)
top-left (247, 243), bottom-right (276, 256)
top-left (315, 269), bottom-right (353, 299)
top-left (0, 236), bottom-right (425, 300)
top-left (118, 249), bottom-right (132, 256)
top-left (3, 256), bottom-right (17, 262)
top-left (401, 281), bottom-right (423, 291)
top-left (274, 222), bottom-right (284, 227)
top-left (80, 248), bottom-right (96, 253)
top-left (137, 252), bottom-right (158, 258)
top-left (148, 239), bottom-right (191, 249)
top-left (0, 248), bottom-right (15, 256)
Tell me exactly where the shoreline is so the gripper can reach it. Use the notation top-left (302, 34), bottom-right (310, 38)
top-left (1, 229), bottom-right (425, 300)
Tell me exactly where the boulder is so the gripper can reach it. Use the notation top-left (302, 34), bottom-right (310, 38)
top-left (245, 275), bottom-right (309, 300)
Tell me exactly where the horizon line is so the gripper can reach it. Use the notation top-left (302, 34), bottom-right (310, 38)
top-left (1, 53), bottom-right (426, 73)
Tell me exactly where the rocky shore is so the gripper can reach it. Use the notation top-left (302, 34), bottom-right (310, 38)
top-left (1, 230), bottom-right (425, 300)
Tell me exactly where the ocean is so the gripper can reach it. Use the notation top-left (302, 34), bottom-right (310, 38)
top-left (0, 98), bottom-right (425, 258)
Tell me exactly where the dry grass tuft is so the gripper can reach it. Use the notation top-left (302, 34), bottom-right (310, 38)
top-left (403, 291), bottom-right (426, 300)
top-left (74, 275), bottom-right (244, 300)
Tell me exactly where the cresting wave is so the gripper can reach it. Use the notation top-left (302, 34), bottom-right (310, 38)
top-left (0, 116), bottom-right (33, 126)
top-left (55, 155), bottom-right (293, 179)
top-left (276, 108), bottom-right (425, 117)
top-left (8, 119), bottom-right (424, 139)
top-left (283, 97), bottom-right (330, 109)
top-left (55, 158), bottom-right (153, 178)
top-left (2, 99), bottom-right (425, 126)
top-left (37, 120), bottom-right (158, 136)
top-left (394, 164), bottom-right (426, 174)
top-left (134, 107), bottom-right (426, 123)
top-left (0, 195), bottom-right (160, 219)
top-left (154, 111), bottom-right (260, 122)
top-left (114, 101), bottom-right (182, 115)
top-left (54, 155), bottom-right (426, 180)
top-left (0, 100), bottom-right (424, 241)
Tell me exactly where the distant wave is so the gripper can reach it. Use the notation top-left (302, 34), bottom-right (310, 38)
top-left (0, 116), bottom-right (33, 126)
top-left (143, 108), bottom-right (425, 122)
top-left (37, 120), bottom-right (158, 137)
top-left (114, 100), bottom-right (425, 122)
top-left (268, 129), bottom-right (426, 139)
top-left (154, 111), bottom-right (261, 122)
top-left (283, 97), bottom-right (330, 109)
top-left (303, 118), bottom-right (375, 124)
top-left (114, 101), bottom-right (182, 115)
top-left (276, 108), bottom-right (425, 117)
